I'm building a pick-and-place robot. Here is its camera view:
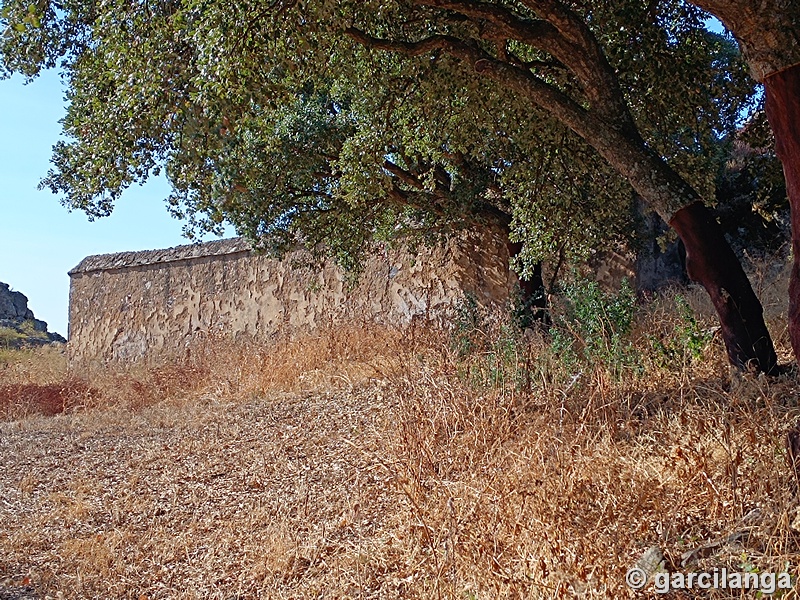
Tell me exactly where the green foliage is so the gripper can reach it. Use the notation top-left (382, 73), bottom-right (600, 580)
top-left (604, 5), bottom-right (757, 201)
top-left (450, 293), bottom-right (529, 391)
top-left (715, 114), bottom-right (789, 256)
top-left (0, 326), bottom-right (26, 347)
top-left (18, 319), bottom-right (47, 338)
top-left (451, 279), bottom-right (639, 390)
top-left (0, 320), bottom-right (49, 349)
top-left (506, 135), bottom-right (638, 270)
top-left (675, 295), bottom-right (714, 360)
top-left (550, 277), bottom-right (639, 377)
top-left (451, 293), bottom-right (483, 359)
top-left (650, 294), bottom-right (714, 367)
top-left (0, 0), bottom-right (760, 277)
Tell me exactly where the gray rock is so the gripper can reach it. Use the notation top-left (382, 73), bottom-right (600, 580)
top-left (0, 282), bottom-right (65, 347)
top-left (0, 283), bottom-right (35, 320)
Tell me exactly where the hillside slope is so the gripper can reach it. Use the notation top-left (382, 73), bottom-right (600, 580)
top-left (2, 294), bottom-right (800, 598)
top-left (0, 283), bottom-right (65, 348)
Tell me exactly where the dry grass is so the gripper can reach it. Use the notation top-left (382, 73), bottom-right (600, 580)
top-left (2, 275), bottom-right (800, 598)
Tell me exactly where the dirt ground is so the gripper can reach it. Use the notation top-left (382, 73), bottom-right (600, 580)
top-left (3, 315), bottom-right (800, 599)
top-left (0, 385), bottom-right (402, 599)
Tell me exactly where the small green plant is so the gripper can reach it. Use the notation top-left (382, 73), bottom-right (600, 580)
top-left (549, 277), bottom-right (639, 377)
top-left (549, 325), bottom-right (580, 374)
top-left (451, 292), bottom-right (483, 359)
top-left (675, 295), bottom-right (712, 360)
top-left (650, 294), bottom-right (713, 367)
top-left (0, 326), bottom-right (26, 347)
top-left (18, 319), bottom-right (48, 339)
top-left (478, 323), bottom-right (527, 390)
top-left (450, 293), bottom-right (530, 390)
top-left (511, 281), bottom-right (549, 331)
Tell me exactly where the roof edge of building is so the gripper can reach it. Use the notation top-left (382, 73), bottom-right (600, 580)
top-left (69, 237), bottom-right (253, 275)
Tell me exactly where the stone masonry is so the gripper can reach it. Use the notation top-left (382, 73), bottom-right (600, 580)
top-left (68, 230), bottom-right (516, 367)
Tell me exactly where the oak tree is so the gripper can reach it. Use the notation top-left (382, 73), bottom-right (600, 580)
top-left (688, 0), bottom-right (800, 363)
top-left (0, 0), bottom-right (776, 370)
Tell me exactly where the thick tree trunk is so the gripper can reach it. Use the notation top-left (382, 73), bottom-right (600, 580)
top-left (764, 63), bottom-right (800, 363)
top-left (687, 0), bottom-right (799, 367)
top-left (565, 142), bottom-right (778, 374)
top-left (550, 111), bottom-right (780, 373)
top-left (514, 85), bottom-right (777, 369)
top-left (581, 127), bottom-right (778, 373)
top-left (506, 240), bottom-right (549, 328)
top-left (670, 202), bottom-right (778, 373)
top-left (351, 20), bottom-right (779, 372)
top-left (497, 74), bottom-right (778, 368)
top-left (564, 123), bottom-right (778, 371)
top-left (473, 56), bottom-right (779, 371)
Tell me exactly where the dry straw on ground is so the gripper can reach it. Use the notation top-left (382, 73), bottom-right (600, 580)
top-left (1, 275), bottom-right (800, 599)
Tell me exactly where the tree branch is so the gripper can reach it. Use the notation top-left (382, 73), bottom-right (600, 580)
top-left (346, 27), bottom-right (591, 141)
top-left (347, 26), bottom-right (694, 218)
top-left (384, 160), bottom-right (425, 189)
top-left (517, 0), bottom-right (640, 134)
top-left (411, 0), bottom-right (558, 47)
top-left (345, 28), bottom-right (478, 58)
top-left (406, 0), bottom-right (638, 136)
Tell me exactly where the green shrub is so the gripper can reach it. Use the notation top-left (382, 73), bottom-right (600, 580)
top-left (0, 326), bottom-right (26, 347)
top-left (18, 320), bottom-right (48, 339)
top-left (650, 294), bottom-right (714, 367)
top-left (550, 277), bottom-right (639, 377)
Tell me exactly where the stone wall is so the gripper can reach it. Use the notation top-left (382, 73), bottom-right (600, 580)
top-left (68, 231), bottom-right (516, 367)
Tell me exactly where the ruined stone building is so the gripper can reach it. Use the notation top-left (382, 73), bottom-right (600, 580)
top-left (68, 231), bottom-right (516, 367)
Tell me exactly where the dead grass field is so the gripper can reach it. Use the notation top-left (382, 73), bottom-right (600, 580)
top-left (2, 272), bottom-right (800, 599)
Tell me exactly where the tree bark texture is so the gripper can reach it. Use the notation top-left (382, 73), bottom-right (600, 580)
top-left (687, 0), bottom-right (799, 367)
top-left (485, 64), bottom-right (779, 372)
top-left (688, 0), bottom-right (800, 82)
top-left (474, 53), bottom-right (779, 371)
top-left (552, 111), bottom-right (779, 373)
top-left (670, 202), bottom-right (778, 373)
top-left (506, 240), bottom-right (549, 327)
top-left (764, 63), bottom-right (800, 363)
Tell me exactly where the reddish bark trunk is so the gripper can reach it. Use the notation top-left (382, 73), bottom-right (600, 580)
top-left (352, 19), bottom-right (779, 372)
top-left (670, 202), bottom-right (778, 373)
top-left (764, 63), bottom-right (800, 364)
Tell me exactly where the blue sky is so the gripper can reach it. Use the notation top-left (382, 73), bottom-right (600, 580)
top-left (0, 70), bottom-right (229, 336)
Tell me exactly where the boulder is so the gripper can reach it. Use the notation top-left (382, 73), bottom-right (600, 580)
top-left (0, 282), bottom-right (65, 348)
top-left (0, 283), bottom-right (35, 320)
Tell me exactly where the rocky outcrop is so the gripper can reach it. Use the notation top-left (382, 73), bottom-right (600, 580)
top-left (0, 282), bottom-right (35, 320)
top-left (0, 283), bottom-right (66, 348)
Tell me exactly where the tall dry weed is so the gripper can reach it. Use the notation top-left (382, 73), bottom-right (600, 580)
top-left (368, 308), bottom-right (800, 598)
top-left (2, 276), bottom-right (800, 598)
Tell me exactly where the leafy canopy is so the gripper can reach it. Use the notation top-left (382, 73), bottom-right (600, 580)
top-left (0, 0), bottom-right (758, 270)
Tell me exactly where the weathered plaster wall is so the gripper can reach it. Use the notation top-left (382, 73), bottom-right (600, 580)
top-left (68, 231), bottom-right (516, 367)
